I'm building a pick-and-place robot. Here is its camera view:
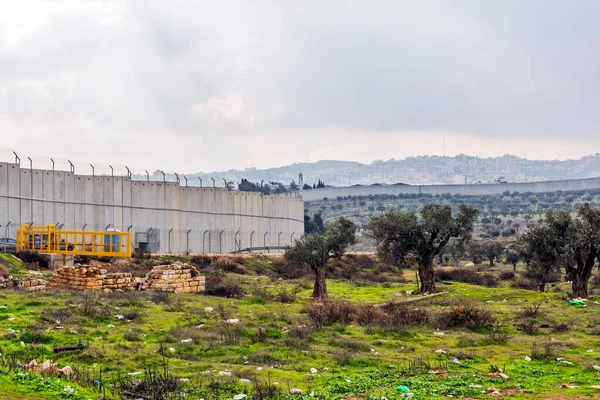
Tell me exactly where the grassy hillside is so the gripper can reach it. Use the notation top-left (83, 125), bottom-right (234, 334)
top-left (1, 254), bottom-right (600, 398)
top-left (305, 189), bottom-right (600, 239)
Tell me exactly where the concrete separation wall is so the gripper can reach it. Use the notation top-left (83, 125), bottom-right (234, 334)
top-left (0, 162), bottom-right (304, 253)
top-left (299, 177), bottom-right (600, 202)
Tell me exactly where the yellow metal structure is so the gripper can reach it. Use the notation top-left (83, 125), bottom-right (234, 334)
top-left (16, 224), bottom-right (132, 257)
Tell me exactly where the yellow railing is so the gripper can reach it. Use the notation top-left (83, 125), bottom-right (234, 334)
top-left (16, 224), bottom-right (132, 257)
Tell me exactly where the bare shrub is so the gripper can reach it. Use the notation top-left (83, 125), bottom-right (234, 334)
top-left (307, 301), bottom-right (356, 327)
top-left (356, 303), bottom-right (429, 330)
top-left (437, 300), bottom-right (496, 330)
top-left (552, 323), bottom-right (569, 333)
top-left (151, 291), bottom-right (173, 304)
top-left (516, 320), bottom-right (539, 335)
top-left (435, 268), bottom-right (497, 287)
top-left (205, 272), bottom-right (245, 298)
top-left (124, 328), bottom-right (143, 342)
top-left (483, 330), bottom-right (511, 345)
top-left (329, 337), bottom-right (370, 352)
top-left (274, 287), bottom-right (297, 303)
top-left (511, 277), bottom-right (539, 290)
top-left (379, 302), bottom-right (430, 329)
top-left (592, 274), bottom-right (600, 289)
top-left (531, 341), bottom-right (555, 362)
top-left (516, 304), bottom-right (544, 319)
top-left (0, 263), bottom-right (9, 277)
top-left (499, 271), bottom-right (515, 280)
top-left (190, 254), bottom-right (214, 269)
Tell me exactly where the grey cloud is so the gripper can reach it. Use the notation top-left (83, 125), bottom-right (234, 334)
top-left (1, 0), bottom-right (600, 166)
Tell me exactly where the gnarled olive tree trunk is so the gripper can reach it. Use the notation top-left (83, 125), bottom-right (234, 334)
top-left (311, 266), bottom-right (328, 299)
top-left (418, 257), bottom-right (436, 293)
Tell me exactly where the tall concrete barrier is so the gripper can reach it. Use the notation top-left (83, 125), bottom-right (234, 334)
top-left (0, 162), bottom-right (304, 254)
top-left (299, 177), bottom-right (600, 202)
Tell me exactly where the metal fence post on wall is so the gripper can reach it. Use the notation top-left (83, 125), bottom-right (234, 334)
top-left (28, 157), bottom-right (33, 222)
top-left (168, 228), bottom-right (173, 253)
top-left (219, 230), bottom-right (224, 253)
top-left (198, 177), bottom-right (202, 187)
top-left (264, 231), bottom-right (269, 252)
top-left (3, 221), bottom-right (11, 252)
top-left (186, 229), bottom-right (191, 253)
top-left (147, 227), bottom-right (153, 252)
top-left (278, 231), bottom-right (282, 247)
top-left (82, 223), bottom-right (87, 231)
top-left (235, 230), bottom-right (240, 251)
top-left (250, 231), bottom-right (255, 250)
top-left (145, 170), bottom-right (150, 181)
top-left (68, 160), bottom-right (74, 173)
top-left (211, 178), bottom-right (215, 187)
top-left (203, 229), bottom-right (209, 253)
top-left (290, 232), bottom-right (295, 245)
top-left (183, 176), bottom-right (188, 187)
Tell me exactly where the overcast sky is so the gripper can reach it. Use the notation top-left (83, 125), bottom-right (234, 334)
top-left (1, 0), bottom-right (599, 173)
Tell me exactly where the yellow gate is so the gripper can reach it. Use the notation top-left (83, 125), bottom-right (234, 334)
top-left (16, 224), bottom-right (132, 257)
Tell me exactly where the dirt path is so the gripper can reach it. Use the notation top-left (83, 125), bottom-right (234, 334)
top-left (375, 291), bottom-right (448, 306)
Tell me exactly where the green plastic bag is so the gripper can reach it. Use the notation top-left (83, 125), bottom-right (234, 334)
top-left (568, 300), bottom-right (585, 306)
top-left (397, 385), bottom-right (410, 392)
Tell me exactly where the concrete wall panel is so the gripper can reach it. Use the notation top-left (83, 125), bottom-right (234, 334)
top-left (0, 163), bottom-right (304, 254)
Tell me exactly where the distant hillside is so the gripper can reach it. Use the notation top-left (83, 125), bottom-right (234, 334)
top-left (145, 154), bottom-right (600, 188)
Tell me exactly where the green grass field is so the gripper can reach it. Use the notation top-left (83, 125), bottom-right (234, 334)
top-left (1, 260), bottom-right (600, 399)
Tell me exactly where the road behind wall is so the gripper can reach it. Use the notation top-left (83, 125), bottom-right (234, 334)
top-left (0, 162), bottom-right (304, 254)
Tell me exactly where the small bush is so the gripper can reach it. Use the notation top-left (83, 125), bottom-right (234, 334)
top-left (190, 254), bottom-right (213, 269)
top-left (307, 301), bottom-right (356, 327)
top-left (516, 320), bottom-right (539, 335)
top-left (511, 277), bottom-right (539, 291)
top-left (74, 255), bottom-right (92, 264)
top-left (356, 303), bottom-right (429, 330)
top-left (124, 328), bottom-right (142, 342)
top-left (531, 341), bottom-right (555, 362)
top-left (552, 323), bottom-right (569, 333)
top-left (284, 326), bottom-right (312, 349)
top-left (20, 329), bottom-right (51, 344)
top-left (592, 274), bottom-right (600, 289)
top-left (480, 273), bottom-right (499, 287)
top-left (214, 257), bottom-right (248, 274)
top-left (274, 287), bottom-right (297, 303)
top-left (14, 251), bottom-right (49, 269)
top-left (204, 271), bottom-right (245, 298)
top-left (272, 258), bottom-right (309, 279)
top-left (517, 304), bottom-right (543, 319)
top-left (435, 268), bottom-right (497, 287)
top-left (483, 331), bottom-right (511, 345)
top-left (206, 279), bottom-right (245, 298)
top-left (437, 300), bottom-right (496, 331)
top-left (499, 271), bottom-right (515, 280)
top-left (151, 291), bottom-right (173, 304)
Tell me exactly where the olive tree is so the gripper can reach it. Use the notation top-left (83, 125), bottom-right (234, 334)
top-left (521, 224), bottom-right (563, 292)
top-left (370, 203), bottom-right (478, 293)
top-left (284, 217), bottom-right (356, 299)
top-left (482, 241), bottom-right (505, 266)
top-left (521, 206), bottom-right (600, 297)
top-left (565, 204), bottom-right (600, 298)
